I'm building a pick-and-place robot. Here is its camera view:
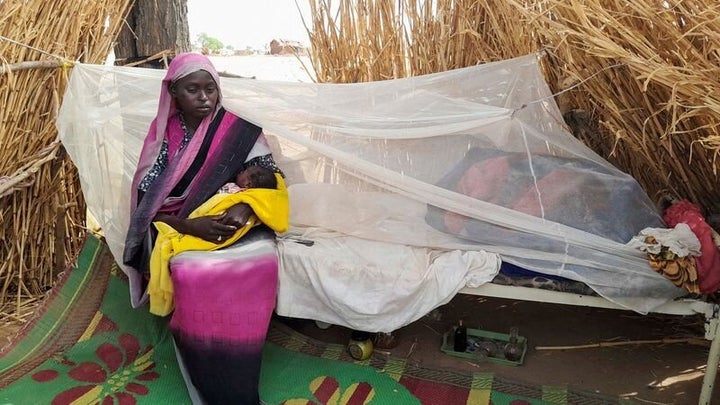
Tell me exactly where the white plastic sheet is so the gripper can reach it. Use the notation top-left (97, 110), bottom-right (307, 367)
top-left (57, 53), bottom-right (683, 317)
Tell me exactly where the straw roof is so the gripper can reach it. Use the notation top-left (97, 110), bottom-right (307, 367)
top-left (0, 0), bottom-right (132, 324)
top-left (307, 0), bottom-right (720, 219)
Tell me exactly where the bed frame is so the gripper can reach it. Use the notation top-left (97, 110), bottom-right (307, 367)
top-left (459, 283), bottom-right (720, 405)
top-left (278, 235), bottom-right (719, 403)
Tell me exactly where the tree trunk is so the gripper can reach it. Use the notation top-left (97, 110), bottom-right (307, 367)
top-left (114, 0), bottom-right (191, 67)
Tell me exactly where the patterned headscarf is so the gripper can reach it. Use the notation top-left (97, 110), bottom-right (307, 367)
top-left (130, 53), bottom-right (222, 210)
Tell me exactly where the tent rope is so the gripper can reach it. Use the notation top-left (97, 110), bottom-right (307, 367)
top-left (515, 61), bottom-right (626, 114)
top-left (0, 34), bottom-right (73, 63)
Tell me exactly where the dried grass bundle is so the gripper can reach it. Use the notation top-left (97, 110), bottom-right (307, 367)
top-left (307, 0), bottom-right (536, 81)
top-left (0, 0), bottom-right (132, 323)
top-left (306, 0), bottom-right (720, 216)
top-left (307, 0), bottom-right (409, 82)
top-left (514, 0), bottom-right (720, 213)
top-left (404, 0), bottom-right (535, 74)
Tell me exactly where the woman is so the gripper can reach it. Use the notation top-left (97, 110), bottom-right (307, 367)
top-left (123, 52), bottom-right (286, 404)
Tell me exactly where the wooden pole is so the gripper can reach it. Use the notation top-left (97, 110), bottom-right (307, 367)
top-left (535, 337), bottom-right (708, 350)
top-left (0, 60), bottom-right (66, 74)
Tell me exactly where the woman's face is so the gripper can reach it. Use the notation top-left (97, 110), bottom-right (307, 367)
top-left (171, 70), bottom-right (218, 126)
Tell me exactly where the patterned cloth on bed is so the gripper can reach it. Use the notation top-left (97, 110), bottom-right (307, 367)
top-left (425, 147), bottom-right (662, 244)
top-left (424, 147), bottom-right (667, 299)
top-left (494, 263), bottom-right (597, 296)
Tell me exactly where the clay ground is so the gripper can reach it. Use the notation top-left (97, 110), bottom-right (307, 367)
top-left (277, 293), bottom-right (713, 405)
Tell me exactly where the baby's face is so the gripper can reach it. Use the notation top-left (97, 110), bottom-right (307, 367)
top-left (235, 171), bottom-right (253, 188)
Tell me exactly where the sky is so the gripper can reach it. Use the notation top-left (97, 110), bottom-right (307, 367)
top-left (187, 0), bottom-right (314, 50)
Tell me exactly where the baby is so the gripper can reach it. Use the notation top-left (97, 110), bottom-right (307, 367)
top-left (218, 165), bottom-right (278, 194)
top-left (148, 163), bottom-right (287, 316)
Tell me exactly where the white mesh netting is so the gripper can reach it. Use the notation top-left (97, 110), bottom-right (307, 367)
top-left (57, 53), bottom-right (682, 321)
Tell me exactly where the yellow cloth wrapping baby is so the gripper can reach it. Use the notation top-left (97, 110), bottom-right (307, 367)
top-left (148, 174), bottom-right (289, 316)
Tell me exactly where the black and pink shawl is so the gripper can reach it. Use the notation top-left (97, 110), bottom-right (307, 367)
top-left (123, 52), bottom-right (280, 405)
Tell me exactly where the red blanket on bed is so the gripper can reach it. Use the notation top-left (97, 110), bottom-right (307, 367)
top-left (664, 199), bottom-right (720, 294)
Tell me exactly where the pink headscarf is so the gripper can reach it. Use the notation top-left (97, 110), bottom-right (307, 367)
top-left (130, 53), bottom-right (223, 210)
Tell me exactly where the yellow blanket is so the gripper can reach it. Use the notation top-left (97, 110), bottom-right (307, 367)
top-left (148, 174), bottom-right (289, 316)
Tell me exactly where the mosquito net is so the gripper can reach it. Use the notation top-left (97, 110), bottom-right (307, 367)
top-left (57, 53), bottom-right (683, 314)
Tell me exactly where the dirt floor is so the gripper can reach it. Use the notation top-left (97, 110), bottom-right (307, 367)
top-left (277, 294), bottom-right (714, 405)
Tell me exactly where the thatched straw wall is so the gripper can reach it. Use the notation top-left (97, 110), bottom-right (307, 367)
top-left (307, 0), bottom-right (720, 218)
top-left (0, 0), bottom-right (132, 323)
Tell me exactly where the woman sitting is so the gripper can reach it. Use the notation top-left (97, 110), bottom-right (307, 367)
top-left (123, 52), bottom-right (287, 405)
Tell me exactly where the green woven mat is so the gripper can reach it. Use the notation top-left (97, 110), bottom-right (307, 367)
top-left (0, 237), bottom-right (633, 404)
top-left (0, 236), bottom-right (188, 404)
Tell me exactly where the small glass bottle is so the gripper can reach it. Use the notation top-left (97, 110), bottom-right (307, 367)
top-left (503, 326), bottom-right (523, 361)
top-left (453, 320), bottom-right (467, 352)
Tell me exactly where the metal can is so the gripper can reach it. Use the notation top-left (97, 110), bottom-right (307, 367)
top-left (348, 331), bottom-right (373, 360)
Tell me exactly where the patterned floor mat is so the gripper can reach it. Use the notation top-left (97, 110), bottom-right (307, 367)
top-left (0, 236), bottom-right (632, 404)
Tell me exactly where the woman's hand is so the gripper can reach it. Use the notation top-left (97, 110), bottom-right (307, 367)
top-left (155, 213), bottom-right (237, 242)
top-left (184, 215), bottom-right (238, 242)
top-left (219, 203), bottom-right (253, 228)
